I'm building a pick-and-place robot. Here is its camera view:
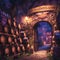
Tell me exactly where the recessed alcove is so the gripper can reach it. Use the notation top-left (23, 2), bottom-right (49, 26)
top-left (33, 21), bottom-right (53, 51)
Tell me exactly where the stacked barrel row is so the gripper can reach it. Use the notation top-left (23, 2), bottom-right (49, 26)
top-left (0, 18), bottom-right (31, 60)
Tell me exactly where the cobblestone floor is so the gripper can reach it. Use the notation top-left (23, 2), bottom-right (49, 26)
top-left (20, 50), bottom-right (49, 60)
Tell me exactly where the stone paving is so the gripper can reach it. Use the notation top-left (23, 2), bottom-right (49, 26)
top-left (20, 50), bottom-right (49, 60)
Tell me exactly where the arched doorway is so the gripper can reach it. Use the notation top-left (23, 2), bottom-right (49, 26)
top-left (34, 21), bottom-right (52, 50)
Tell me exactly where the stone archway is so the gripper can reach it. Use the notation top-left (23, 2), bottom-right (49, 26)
top-left (21, 5), bottom-right (59, 51)
top-left (27, 5), bottom-right (58, 51)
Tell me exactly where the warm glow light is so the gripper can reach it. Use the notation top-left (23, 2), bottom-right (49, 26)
top-left (24, 16), bottom-right (32, 24)
top-left (21, 16), bottom-right (29, 24)
top-left (25, 16), bottom-right (29, 21)
top-left (25, 16), bottom-right (30, 23)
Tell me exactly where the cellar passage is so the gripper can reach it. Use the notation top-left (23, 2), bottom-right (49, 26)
top-left (35, 21), bottom-right (52, 50)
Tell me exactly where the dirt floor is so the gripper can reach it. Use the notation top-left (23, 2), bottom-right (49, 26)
top-left (19, 50), bottom-right (49, 60)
